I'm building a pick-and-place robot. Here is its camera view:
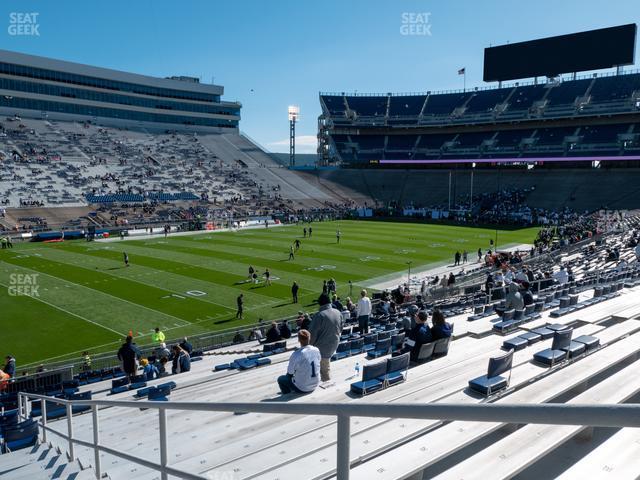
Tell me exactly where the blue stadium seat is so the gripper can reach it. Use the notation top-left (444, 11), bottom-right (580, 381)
top-left (519, 331), bottom-right (542, 345)
top-left (531, 327), bottom-right (555, 340)
top-left (332, 342), bottom-right (351, 361)
top-left (1, 419), bottom-right (38, 453)
top-left (378, 353), bottom-right (410, 387)
top-left (350, 361), bottom-right (387, 396)
top-left (350, 338), bottom-right (364, 355)
top-left (468, 350), bottom-right (514, 396)
top-left (533, 328), bottom-right (573, 367)
top-left (148, 385), bottom-right (172, 402)
top-left (391, 333), bottom-right (405, 353)
top-left (236, 358), bottom-right (258, 370)
top-left (366, 338), bottom-right (392, 359)
top-left (502, 336), bottom-right (528, 351)
top-left (573, 335), bottom-right (600, 352)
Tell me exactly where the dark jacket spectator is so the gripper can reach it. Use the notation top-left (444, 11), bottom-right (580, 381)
top-left (233, 331), bottom-right (245, 344)
top-left (298, 313), bottom-right (311, 331)
top-left (521, 283), bottom-right (534, 306)
top-left (171, 346), bottom-right (191, 374)
top-left (280, 322), bottom-right (292, 339)
top-left (117, 337), bottom-right (141, 377)
top-left (430, 309), bottom-right (453, 341)
top-left (266, 322), bottom-right (282, 343)
top-left (179, 338), bottom-right (193, 354)
top-left (3, 356), bottom-right (15, 377)
top-left (405, 311), bottom-right (433, 362)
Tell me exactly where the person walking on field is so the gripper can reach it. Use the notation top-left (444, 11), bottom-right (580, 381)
top-left (309, 227), bottom-right (313, 238)
top-left (336, 229), bottom-right (341, 244)
top-left (289, 245), bottom-right (295, 261)
top-left (236, 293), bottom-right (244, 319)
top-left (303, 227), bottom-right (307, 238)
top-left (123, 252), bottom-right (130, 267)
top-left (463, 250), bottom-right (468, 263)
top-left (264, 268), bottom-right (272, 286)
top-left (291, 281), bottom-right (299, 303)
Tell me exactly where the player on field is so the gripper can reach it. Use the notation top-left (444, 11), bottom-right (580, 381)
top-left (336, 229), bottom-right (341, 244)
top-left (289, 245), bottom-right (295, 261)
top-left (294, 239), bottom-right (301, 251)
top-left (264, 268), bottom-right (272, 286)
top-left (303, 227), bottom-right (307, 238)
top-left (236, 294), bottom-right (244, 319)
top-left (123, 252), bottom-right (130, 267)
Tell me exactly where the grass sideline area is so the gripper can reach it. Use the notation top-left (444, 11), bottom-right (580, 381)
top-left (0, 220), bottom-right (539, 367)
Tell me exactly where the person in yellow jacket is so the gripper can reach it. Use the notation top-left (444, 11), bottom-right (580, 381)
top-left (152, 327), bottom-right (165, 343)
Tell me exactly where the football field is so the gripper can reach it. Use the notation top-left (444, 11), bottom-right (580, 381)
top-left (0, 220), bottom-right (539, 367)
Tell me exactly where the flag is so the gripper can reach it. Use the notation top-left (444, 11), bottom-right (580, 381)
top-left (458, 67), bottom-right (466, 75)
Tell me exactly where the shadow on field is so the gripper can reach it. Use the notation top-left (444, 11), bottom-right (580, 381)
top-left (214, 318), bottom-right (234, 325)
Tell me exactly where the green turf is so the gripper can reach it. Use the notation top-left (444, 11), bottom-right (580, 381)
top-left (0, 220), bottom-right (539, 366)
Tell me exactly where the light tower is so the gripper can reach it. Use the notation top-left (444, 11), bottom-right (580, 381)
top-left (288, 105), bottom-right (299, 168)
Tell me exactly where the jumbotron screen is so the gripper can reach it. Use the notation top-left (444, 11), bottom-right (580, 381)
top-left (483, 24), bottom-right (637, 82)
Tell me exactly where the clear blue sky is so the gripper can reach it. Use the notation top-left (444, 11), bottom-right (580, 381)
top-left (0, 0), bottom-right (638, 153)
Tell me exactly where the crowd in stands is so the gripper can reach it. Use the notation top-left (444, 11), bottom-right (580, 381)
top-left (115, 327), bottom-right (195, 382)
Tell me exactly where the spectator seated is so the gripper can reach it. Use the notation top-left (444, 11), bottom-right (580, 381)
top-left (468, 349), bottom-right (514, 396)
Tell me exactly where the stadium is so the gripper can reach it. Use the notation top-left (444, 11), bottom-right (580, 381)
top-left (1, 3), bottom-right (640, 480)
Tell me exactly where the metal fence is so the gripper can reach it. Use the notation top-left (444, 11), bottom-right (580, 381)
top-left (17, 392), bottom-right (640, 480)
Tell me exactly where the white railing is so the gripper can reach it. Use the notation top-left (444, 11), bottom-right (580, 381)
top-left (16, 392), bottom-right (640, 480)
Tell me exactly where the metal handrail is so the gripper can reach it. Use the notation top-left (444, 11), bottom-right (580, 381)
top-left (17, 391), bottom-right (640, 480)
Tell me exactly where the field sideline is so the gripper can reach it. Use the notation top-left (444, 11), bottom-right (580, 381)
top-left (0, 220), bottom-right (539, 367)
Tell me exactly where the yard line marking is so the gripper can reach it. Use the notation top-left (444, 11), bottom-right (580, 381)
top-left (0, 281), bottom-right (124, 337)
top-left (0, 261), bottom-right (192, 328)
top-left (27, 248), bottom-right (239, 312)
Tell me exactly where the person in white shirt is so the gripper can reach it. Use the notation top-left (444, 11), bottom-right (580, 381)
top-left (554, 266), bottom-right (569, 285)
top-left (356, 289), bottom-right (372, 334)
top-left (277, 330), bottom-right (321, 394)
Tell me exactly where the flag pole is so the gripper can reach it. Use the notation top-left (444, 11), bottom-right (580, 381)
top-left (464, 71), bottom-right (466, 92)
